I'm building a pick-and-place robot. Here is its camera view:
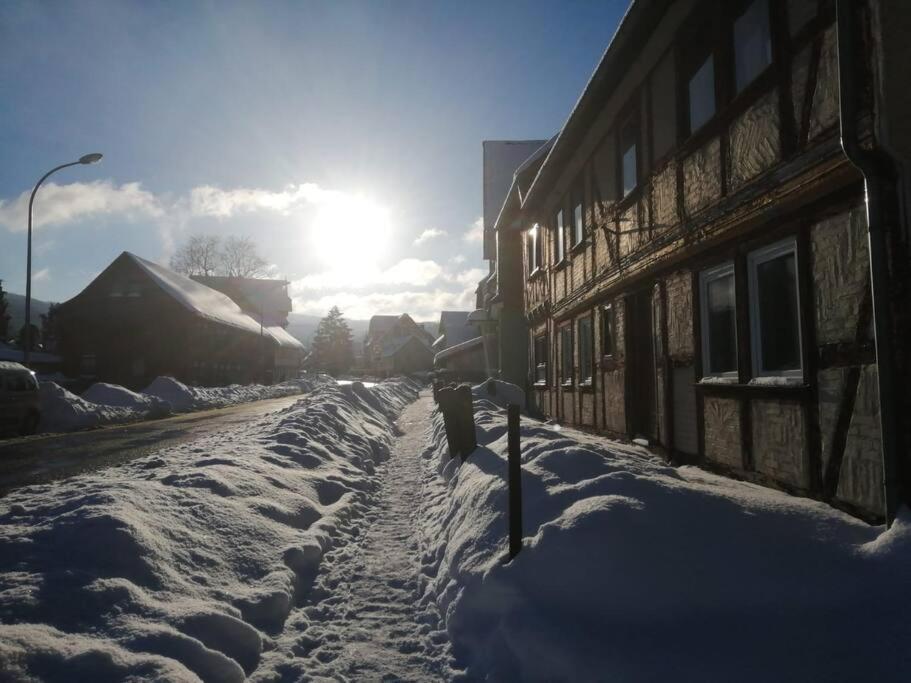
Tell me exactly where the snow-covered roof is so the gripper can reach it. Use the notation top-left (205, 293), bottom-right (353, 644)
top-left (126, 253), bottom-right (302, 349)
top-left (437, 310), bottom-right (478, 348)
top-left (381, 334), bottom-right (431, 359)
top-left (264, 325), bottom-right (305, 350)
top-left (433, 335), bottom-right (483, 364)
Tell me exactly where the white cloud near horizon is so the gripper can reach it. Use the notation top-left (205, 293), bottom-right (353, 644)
top-left (291, 286), bottom-right (476, 320)
top-left (463, 216), bottom-right (483, 242)
top-left (413, 227), bottom-right (446, 246)
top-left (0, 180), bottom-right (163, 232)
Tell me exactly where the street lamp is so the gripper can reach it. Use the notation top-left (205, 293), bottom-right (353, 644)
top-left (24, 153), bottom-right (103, 367)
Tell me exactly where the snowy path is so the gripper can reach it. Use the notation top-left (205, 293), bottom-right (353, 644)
top-left (257, 393), bottom-right (459, 681)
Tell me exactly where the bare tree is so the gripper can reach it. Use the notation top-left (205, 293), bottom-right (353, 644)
top-left (170, 235), bottom-right (222, 276)
top-left (219, 235), bottom-right (269, 278)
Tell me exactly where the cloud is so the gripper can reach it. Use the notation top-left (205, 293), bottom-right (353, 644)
top-left (413, 228), bottom-right (446, 246)
top-left (292, 286), bottom-right (477, 320)
top-left (187, 182), bottom-right (341, 218)
top-left (463, 216), bottom-right (484, 243)
top-left (33, 267), bottom-right (50, 282)
top-left (291, 258), bottom-right (444, 292)
top-left (0, 180), bottom-right (162, 232)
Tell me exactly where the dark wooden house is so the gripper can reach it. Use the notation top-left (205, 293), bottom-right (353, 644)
top-left (56, 252), bottom-right (304, 389)
top-left (364, 314), bottom-right (434, 376)
top-left (490, 0), bottom-right (911, 523)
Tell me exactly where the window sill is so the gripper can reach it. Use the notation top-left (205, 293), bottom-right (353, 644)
top-left (579, 380), bottom-right (594, 391)
top-left (528, 267), bottom-right (545, 281)
top-left (748, 375), bottom-right (804, 388)
top-left (560, 382), bottom-right (575, 390)
top-left (699, 375), bottom-right (738, 385)
top-left (554, 258), bottom-right (569, 270)
top-left (533, 381), bottom-right (548, 389)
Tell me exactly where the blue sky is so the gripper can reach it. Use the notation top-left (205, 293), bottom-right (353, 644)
top-left (0, 0), bottom-right (627, 320)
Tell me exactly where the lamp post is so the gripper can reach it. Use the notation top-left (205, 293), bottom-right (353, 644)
top-left (24, 153), bottom-right (103, 367)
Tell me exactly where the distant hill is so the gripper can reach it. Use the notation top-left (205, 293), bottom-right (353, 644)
top-left (3, 292), bottom-right (54, 339)
top-left (286, 313), bottom-right (438, 349)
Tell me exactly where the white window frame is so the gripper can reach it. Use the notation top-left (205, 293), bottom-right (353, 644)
top-left (534, 334), bottom-right (548, 386)
top-left (560, 324), bottom-right (574, 386)
top-left (699, 262), bottom-right (738, 380)
top-left (555, 209), bottom-right (565, 263)
top-left (578, 315), bottom-right (593, 386)
top-left (747, 238), bottom-right (803, 380)
top-left (526, 225), bottom-right (538, 274)
top-left (573, 200), bottom-right (584, 246)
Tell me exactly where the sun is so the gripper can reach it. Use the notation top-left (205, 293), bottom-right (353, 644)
top-left (310, 194), bottom-right (392, 276)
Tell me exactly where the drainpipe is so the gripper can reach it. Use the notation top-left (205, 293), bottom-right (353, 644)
top-left (836, 0), bottom-right (901, 525)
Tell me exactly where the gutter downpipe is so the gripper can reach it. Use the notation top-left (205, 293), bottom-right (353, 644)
top-left (836, 0), bottom-right (901, 526)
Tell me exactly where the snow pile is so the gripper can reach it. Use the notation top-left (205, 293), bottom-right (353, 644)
top-left (82, 382), bottom-right (172, 417)
top-left (36, 375), bottom-right (336, 434)
top-left (142, 375), bottom-right (332, 412)
top-left (36, 382), bottom-right (146, 433)
top-left (418, 398), bottom-right (911, 681)
top-left (471, 378), bottom-right (525, 411)
top-left (0, 379), bottom-right (418, 681)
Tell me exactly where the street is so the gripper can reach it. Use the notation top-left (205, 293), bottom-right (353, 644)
top-left (0, 394), bottom-right (302, 496)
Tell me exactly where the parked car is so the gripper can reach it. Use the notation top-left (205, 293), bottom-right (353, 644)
top-left (0, 361), bottom-right (41, 436)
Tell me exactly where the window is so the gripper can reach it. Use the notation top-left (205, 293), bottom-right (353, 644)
top-left (526, 225), bottom-right (541, 274)
top-left (620, 117), bottom-right (638, 196)
top-left (533, 224), bottom-right (542, 272)
top-left (534, 335), bottom-right (548, 385)
top-left (560, 325), bottom-right (573, 386)
top-left (699, 263), bottom-right (738, 377)
top-left (687, 54), bottom-right (716, 133)
top-left (572, 185), bottom-right (584, 246)
top-left (578, 316), bottom-right (593, 386)
top-left (554, 209), bottom-right (565, 263)
top-left (734, 0), bottom-right (772, 93)
top-left (748, 239), bottom-right (802, 377)
top-left (601, 303), bottom-right (615, 357)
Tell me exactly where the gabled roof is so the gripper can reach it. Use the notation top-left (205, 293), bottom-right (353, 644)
top-left (433, 335), bottom-right (483, 365)
top-left (380, 333), bottom-right (432, 359)
top-left (492, 136), bottom-right (556, 234)
top-left (73, 253), bottom-right (304, 350)
top-left (437, 310), bottom-right (479, 347)
top-left (192, 275), bottom-right (292, 325)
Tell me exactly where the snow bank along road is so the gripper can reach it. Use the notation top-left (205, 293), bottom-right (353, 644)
top-left (0, 394), bottom-right (302, 496)
top-left (0, 378), bottom-right (461, 681)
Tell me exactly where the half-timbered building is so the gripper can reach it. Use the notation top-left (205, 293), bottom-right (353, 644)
top-left (500, 0), bottom-right (911, 522)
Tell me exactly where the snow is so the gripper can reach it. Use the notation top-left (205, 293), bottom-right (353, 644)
top-left (82, 382), bottom-right (172, 416)
top-left (471, 378), bottom-right (526, 411)
top-left (0, 379), bottom-right (420, 681)
top-left (417, 397), bottom-right (911, 681)
top-left (37, 381), bottom-right (147, 433)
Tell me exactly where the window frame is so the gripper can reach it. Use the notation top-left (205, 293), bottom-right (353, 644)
top-left (560, 324), bottom-right (574, 387)
top-left (534, 334), bottom-right (548, 387)
top-left (526, 224), bottom-right (542, 275)
top-left (747, 238), bottom-right (803, 380)
top-left (601, 303), bottom-right (615, 358)
top-left (699, 261), bottom-right (739, 380)
top-left (618, 108), bottom-right (640, 198)
top-left (554, 208), bottom-right (565, 265)
top-left (577, 315), bottom-right (594, 387)
top-left (571, 182), bottom-right (585, 248)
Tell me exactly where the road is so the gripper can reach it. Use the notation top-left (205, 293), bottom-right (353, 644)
top-left (0, 394), bottom-right (302, 496)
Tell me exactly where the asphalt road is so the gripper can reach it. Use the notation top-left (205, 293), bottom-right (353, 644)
top-left (0, 394), bottom-right (303, 496)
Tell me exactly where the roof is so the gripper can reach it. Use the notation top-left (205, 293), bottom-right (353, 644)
top-left (523, 0), bottom-right (671, 211)
top-left (437, 310), bottom-right (478, 347)
top-left (126, 253), bottom-right (302, 349)
top-left (482, 140), bottom-right (549, 259)
top-left (0, 360), bottom-right (31, 372)
top-left (192, 276), bottom-right (292, 325)
top-left (492, 137), bottom-right (556, 234)
top-left (380, 334), bottom-right (432, 359)
top-left (433, 335), bottom-right (484, 364)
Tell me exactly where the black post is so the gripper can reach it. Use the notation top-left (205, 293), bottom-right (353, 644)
top-left (507, 403), bottom-right (522, 560)
top-left (437, 387), bottom-right (459, 458)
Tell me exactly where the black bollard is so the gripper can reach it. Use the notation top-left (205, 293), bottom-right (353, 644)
top-left (437, 387), bottom-right (460, 458)
top-left (507, 403), bottom-right (522, 560)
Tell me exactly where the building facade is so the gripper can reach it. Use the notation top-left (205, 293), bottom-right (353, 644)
top-left (364, 314), bottom-right (434, 376)
top-left (56, 252), bottom-right (304, 389)
top-left (502, 0), bottom-right (910, 522)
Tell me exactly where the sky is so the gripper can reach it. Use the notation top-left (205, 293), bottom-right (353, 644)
top-left (0, 0), bottom-right (627, 320)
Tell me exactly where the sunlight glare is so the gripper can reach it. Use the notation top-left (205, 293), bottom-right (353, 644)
top-left (311, 193), bottom-right (392, 277)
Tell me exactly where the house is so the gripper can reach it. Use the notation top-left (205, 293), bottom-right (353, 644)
top-left (475, 139), bottom-right (552, 386)
top-left (364, 313), bottom-right (434, 376)
top-left (56, 252), bottom-right (305, 389)
top-left (487, 0), bottom-right (911, 523)
top-left (432, 311), bottom-right (485, 380)
top-left (192, 275), bottom-right (301, 382)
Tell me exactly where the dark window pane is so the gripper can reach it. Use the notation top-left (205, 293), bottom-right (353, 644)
top-left (622, 143), bottom-right (637, 196)
top-left (535, 336), bottom-right (547, 383)
top-left (689, 55), bottom-right (715, 132)
top-left (756, 252), bottom-right (800, 371)
top-left (602, 305), bottom-right (614, 356)
top-left (579, 318), bottom-right (593, 382)
top-left (735, 0), bottom-right (772, 92)
top-left (706, 273), bottom-right (737, 374)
